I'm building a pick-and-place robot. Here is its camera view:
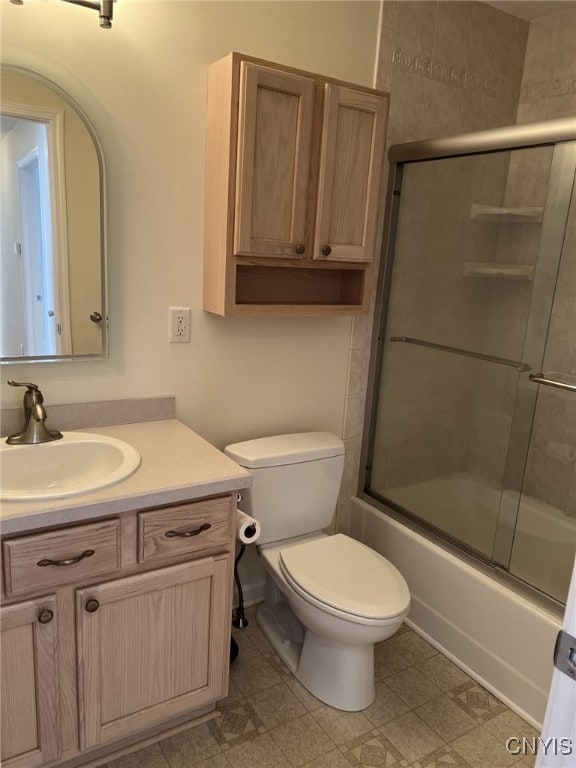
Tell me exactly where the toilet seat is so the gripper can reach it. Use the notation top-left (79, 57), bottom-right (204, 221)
top-left (279, 534), bottom-right (410, 624)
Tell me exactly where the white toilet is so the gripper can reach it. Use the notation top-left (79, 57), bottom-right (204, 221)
top-left (225, 432), bottom-right (410, 711)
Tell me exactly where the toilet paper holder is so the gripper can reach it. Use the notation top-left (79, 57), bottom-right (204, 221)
top-left (233, 499), bottom-right (259, 629)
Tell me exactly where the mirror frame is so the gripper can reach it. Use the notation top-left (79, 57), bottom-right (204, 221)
top-left (1, 64), bottom-right (108, 364)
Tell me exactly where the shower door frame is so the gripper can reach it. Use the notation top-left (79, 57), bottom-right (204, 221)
top-left (361, 117), bottom-right (576, 605)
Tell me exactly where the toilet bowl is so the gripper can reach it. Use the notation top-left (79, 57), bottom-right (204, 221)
top-left (258, 532), bottom-right (410, 710)
top-left (224, 432), bottom-right (411, 711)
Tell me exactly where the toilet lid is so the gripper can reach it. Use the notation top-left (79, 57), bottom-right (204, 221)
top-left (279, 534), bottom-right (410, 620)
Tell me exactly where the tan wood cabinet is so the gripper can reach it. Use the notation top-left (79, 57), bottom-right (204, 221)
top-left (0, 495), bottom-right (235, 768)
top-left (1, 597), bottom-right (59, 768)
top-left (204, 52), bottom-right (389, 317)
top-left (234, 63), bottom-right (315, 261)
top-left (77, 556), bottom-right (229, 750)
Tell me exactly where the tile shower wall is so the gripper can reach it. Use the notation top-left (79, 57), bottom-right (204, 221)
top-left (336, 1), bottom-right (530, 531)
top-left (517, 4), bottom-right (576, 125)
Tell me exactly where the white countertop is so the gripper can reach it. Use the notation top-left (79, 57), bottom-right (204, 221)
top-left (0, 420), bottom-right (251, 535)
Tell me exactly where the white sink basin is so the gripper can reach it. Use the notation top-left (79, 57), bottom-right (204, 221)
top-left (0, 432), bottom-right (141, 501)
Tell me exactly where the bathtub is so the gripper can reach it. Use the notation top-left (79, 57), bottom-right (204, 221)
top-left (383, 473), bottom-right (576, 603)
top-left (509, 492), bottom-right (576, 605)
top-left (384, 473), bottom-right (499, 558)
top-left (350, 488), bottom-right (569, 728)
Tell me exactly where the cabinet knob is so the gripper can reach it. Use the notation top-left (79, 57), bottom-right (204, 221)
top-left (85, 599), bottom-right (100, 613)
top-left (38, 609), bottom-right (54, 624)
top-left (90, 311), bottom-right (103, 323)
top-left (295, 244), bottom-right (306, 255)
top-left (322, 244), bottom-right (332, 256)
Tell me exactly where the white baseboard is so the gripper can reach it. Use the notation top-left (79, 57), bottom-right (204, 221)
top-left (233, 580), bottom-right (266, 610)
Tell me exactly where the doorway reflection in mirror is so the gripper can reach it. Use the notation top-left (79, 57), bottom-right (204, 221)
top-left (1, 67), bottom-right (106, 362)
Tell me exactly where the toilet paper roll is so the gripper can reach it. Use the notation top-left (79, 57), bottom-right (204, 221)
top-left (236, 509), bottom-right (261, 544)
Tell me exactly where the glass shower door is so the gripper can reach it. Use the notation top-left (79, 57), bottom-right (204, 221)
top-left (366, 136), bottom-right (576, 598)
top-left (503, 152), bottom-right (576, 603)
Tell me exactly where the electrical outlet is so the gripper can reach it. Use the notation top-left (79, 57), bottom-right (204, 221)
top-left (168, 307), bottom-right (191, 343)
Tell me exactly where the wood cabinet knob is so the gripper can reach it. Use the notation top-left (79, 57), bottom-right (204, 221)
top-left (295, 244), bottom-right (306, 255)
top-left (85, 599), bottom-right (100, 613)
top-left (38, 609), bottom-right (54, 624)
top-left (322, 244), bottom-right (332, 256)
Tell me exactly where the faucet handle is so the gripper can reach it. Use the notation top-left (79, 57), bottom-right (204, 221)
top-left (7, 380), bottom-right (40, 392)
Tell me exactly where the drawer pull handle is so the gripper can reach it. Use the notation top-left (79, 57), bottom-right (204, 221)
top-left (38, 609), bottom-right (54, 624)
top-left (37, 549), bottom-right (95, 568)
top-left (322, 244), bottom-right (332, 256)
top-left (85, 599), bottom-right (100, 613)
top-left (165, 523), bottom-right (211, 539)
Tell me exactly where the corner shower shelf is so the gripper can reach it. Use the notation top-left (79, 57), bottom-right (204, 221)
top-left (470, 204), bottom-right (544, 223)
top-left (463, 262), bottom-right (535, 281)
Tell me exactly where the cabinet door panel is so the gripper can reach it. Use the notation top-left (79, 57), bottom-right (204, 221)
top-left (1, 597), bottom-right (59, 767)
top-left (234, 63), bottom-right (314, 258)
top-left (77, 556), bottom-right (231, 749)
top-left (315, 84), bottom-right (388, 262)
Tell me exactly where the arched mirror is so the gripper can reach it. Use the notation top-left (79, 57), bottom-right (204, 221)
top-left (1, 66), bottom-right (107, 362)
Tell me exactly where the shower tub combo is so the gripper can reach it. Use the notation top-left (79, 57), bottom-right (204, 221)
top-left (356, 118), bottom-right (576, 727)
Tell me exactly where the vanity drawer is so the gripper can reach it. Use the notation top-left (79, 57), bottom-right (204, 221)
top-left (138, 496), bottom-right (233, 563)
top-left (3, 520), bottom-right (121, 596)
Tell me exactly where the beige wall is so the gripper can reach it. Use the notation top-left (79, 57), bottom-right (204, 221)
top-left (0, 1), bottom-right (380, 452)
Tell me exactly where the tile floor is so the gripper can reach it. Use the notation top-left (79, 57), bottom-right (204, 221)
top-left (104, 606), bottom-right (539, 768)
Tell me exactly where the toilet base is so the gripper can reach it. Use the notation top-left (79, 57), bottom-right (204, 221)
top-left (296, 629), bottom-right (375, 711)
top-left (256, 578), bottom-right (376, 711)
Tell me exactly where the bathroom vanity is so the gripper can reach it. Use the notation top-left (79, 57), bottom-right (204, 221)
top-left (0, 419), bottom-right (251, 768)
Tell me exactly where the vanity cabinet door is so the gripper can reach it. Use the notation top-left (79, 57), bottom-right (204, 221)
top-left (314, 84), bottom-right (388, 263)
top-left (1, 596), bottom-right (60, 768)
top-left (76, 556), bottom-right (231, 750)
top-left (234, 63), bottom-right (315, 259)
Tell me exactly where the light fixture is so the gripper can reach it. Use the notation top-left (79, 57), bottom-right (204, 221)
top-left (10, 0), bottom-right (116, 29)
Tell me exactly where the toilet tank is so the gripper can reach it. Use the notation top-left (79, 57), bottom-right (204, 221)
top-left (224, 433), bottom-right (345, 545)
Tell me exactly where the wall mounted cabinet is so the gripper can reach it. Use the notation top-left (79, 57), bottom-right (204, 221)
top-left (203, 53), bottom-right (389, 316)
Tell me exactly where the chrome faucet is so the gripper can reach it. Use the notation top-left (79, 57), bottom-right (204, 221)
top-left (6, 381), bottom-right (63, 445)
